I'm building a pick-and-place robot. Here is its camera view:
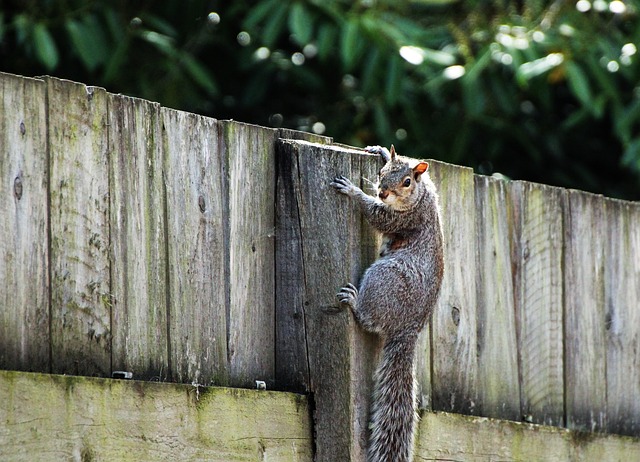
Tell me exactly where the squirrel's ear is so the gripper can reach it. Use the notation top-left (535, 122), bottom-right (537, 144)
top-left (413, 162), bottom-right (429, 179)
top-left (389, 145), bottom-right (397, 160)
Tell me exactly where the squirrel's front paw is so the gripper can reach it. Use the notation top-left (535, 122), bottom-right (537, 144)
top-left (330, 175), bottom-right (358, 196)
top-left (364, 145), bottom-right (391, 162)
top-left (337, 283), bottom-right (358, 308)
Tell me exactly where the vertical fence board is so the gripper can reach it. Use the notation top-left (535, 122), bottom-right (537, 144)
top-left (564, 191), bottom-right (607, 432)
top-left (0, 73), bottom-right (49, 372)
top-left (162, 109), bottom-right (228, 385)
top-left (275, 143), bottom-right (310, 392)
top-left (429, 161), bottom-right (478, 415)
top-left (47, 78), bottom-right (111, 377)
top-left (511, 181), bottom-right (565, 426)
top-left (277, 140), bottom-right (380, 461)
top-left (275, 130), bottom-right (333, 391)
top-left (109, 95), bottom-right (168, 380)
top-left (223, 121), bottom-right (277, 388)
top-left (474, 176), bottom-right (520, 420)
top-left (605, 199), bottom-right (640, 436)
top-left (564, 191), bottom-right (607, 431)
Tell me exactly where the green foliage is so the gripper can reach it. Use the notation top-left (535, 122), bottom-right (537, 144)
top-left (1, 0), bottom-right (639, 199)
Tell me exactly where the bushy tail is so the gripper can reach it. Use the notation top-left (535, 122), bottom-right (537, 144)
top-left (367, 334), bottom-right (418, 462)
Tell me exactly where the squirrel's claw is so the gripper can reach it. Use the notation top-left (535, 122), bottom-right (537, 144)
top-left (330, 176), bottom-right (357, 196)
top-left (336, 283), bottom-right (358, 308)
top-left (365, 145), bottom-right (391, 163)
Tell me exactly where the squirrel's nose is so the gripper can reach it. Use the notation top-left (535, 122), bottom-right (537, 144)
top-left (379, 189), bottom-right (389, 200)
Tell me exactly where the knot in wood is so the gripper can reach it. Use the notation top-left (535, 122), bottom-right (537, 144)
top-left (14, 176), bottom-right (23, 200)
top-left (198, 195), bottom-right (206, 213)
top-left (19, 121), bottom-right (26, 136)
top-left (451, 306), bottom-right (460, 327)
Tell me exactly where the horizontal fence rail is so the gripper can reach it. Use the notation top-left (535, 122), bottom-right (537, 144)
top-left (1, 73), bottom-right (640, 460)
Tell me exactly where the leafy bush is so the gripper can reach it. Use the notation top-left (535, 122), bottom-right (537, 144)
top-left (1, 0), bottom-right (639, 199)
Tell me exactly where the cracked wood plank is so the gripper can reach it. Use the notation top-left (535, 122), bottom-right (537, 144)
top-left (162, 109), bottom-right (228, 385)
top-left (510, 181), bottom-right (565, 426)
top-left (47, 77), bottom-right (111, 377)
top-left (276, 139), bottom-right (381, 461)
top-left (0, 73), bottom-right (49, 372)
top-left (108, 94), bottom-right (168, 380)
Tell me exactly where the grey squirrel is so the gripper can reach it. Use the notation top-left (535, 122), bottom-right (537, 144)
top-left (330, 145), bottom-right (444, 462)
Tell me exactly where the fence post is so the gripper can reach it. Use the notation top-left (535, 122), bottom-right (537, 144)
top-left (276, 140), bottom-right (381, 461)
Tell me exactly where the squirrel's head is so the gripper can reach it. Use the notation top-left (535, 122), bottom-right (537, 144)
top-left (377, 145), bottom-right (429, 210)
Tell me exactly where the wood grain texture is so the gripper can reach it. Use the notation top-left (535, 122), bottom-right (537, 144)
top-left (0, 73), bottom-right (49, 372)
top-left (415, 410), bottom-right (640, 461)
top-left (429, 160), bottom-right (479, 415)
top-left (277, 140), bottom-right (381, 462)
top-left (47, 77), bottom-right (111, 377)
top-left (474, 175), bottom-right (520, 420)
top-left (222, 121), bottom-right (278, 388)
top-left (510, 181), bottom-right (565, 426)
top-left (0, 370), bottom-right (312, 462)
top-left (108, 94), bottom-right (168, 380)
top-left (162, 109), bottom-right (228, 385)
top-left (274, 128), bottom-right (334, 392)
top-left (563, 190), bottom-right (607, 432)
top-left (605, 198), bottom-right (640, 437)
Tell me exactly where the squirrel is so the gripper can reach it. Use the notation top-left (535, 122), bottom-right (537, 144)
top-left (330, 145), bottom-right (444, 462)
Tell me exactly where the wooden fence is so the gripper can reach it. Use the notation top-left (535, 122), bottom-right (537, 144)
top-left (2, 72), bottom-right (640, 459)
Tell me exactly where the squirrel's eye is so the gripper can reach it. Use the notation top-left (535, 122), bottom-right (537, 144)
top-left (403, 178), bottom-right (411, 187)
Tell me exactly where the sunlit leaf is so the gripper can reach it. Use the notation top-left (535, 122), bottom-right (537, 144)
top-left (317, 24), bottom-right (337, 62)
top-left (362, 48), bottom-right (381, 93)
top-left (420, 47), bottom-right (456, 66)
top-left (565, 61), bottom-right (593, 110)
top-left (374, 101), bottom-right (392, 137)
top-left (385, 56), bottom-right (402, 105)
top-left (341, 18), bottom-right (362, 70)
top-left (66, 18), bottom-right (108, 72)
top-left (516, 53), bottom-right (564, 85)
top-left (33, 23), bottom-right (59, 70)
top-left (289, 3), bottom-right (313, 45)
top-left (262, 2), bottom-right (288, 47)
top-left (140, 30), bottom-right (176, 56)
top-left (14, 14), bottom-right (30, 45)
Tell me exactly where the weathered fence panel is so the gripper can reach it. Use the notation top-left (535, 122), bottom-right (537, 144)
top-left (429, 161), bottom-right (479, 415)
top-left (0, 74), bottom-right (49, 372)
top-left (223, 121), bottom-right (278, 388)
top-left (510, 181), bottom-right (565, 427)
top-left (3, 370), bottom-right (639, 461)
top-left (276, 140), bottom-right (382, 461)
top-left (564, 190), bottom-right (607, 432)
top-left (48, 77), bottom-right (111, 377)
top-left (2, 72), bottom-right (640, 450)
top-left (109, 94), bottom-right (169, 380)
top-left (474, 176), bottom-right (520, 420)
top-left (605, 198), bottom-right (640, 437)
top-left (162, 109), bottom-right (228, 385)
